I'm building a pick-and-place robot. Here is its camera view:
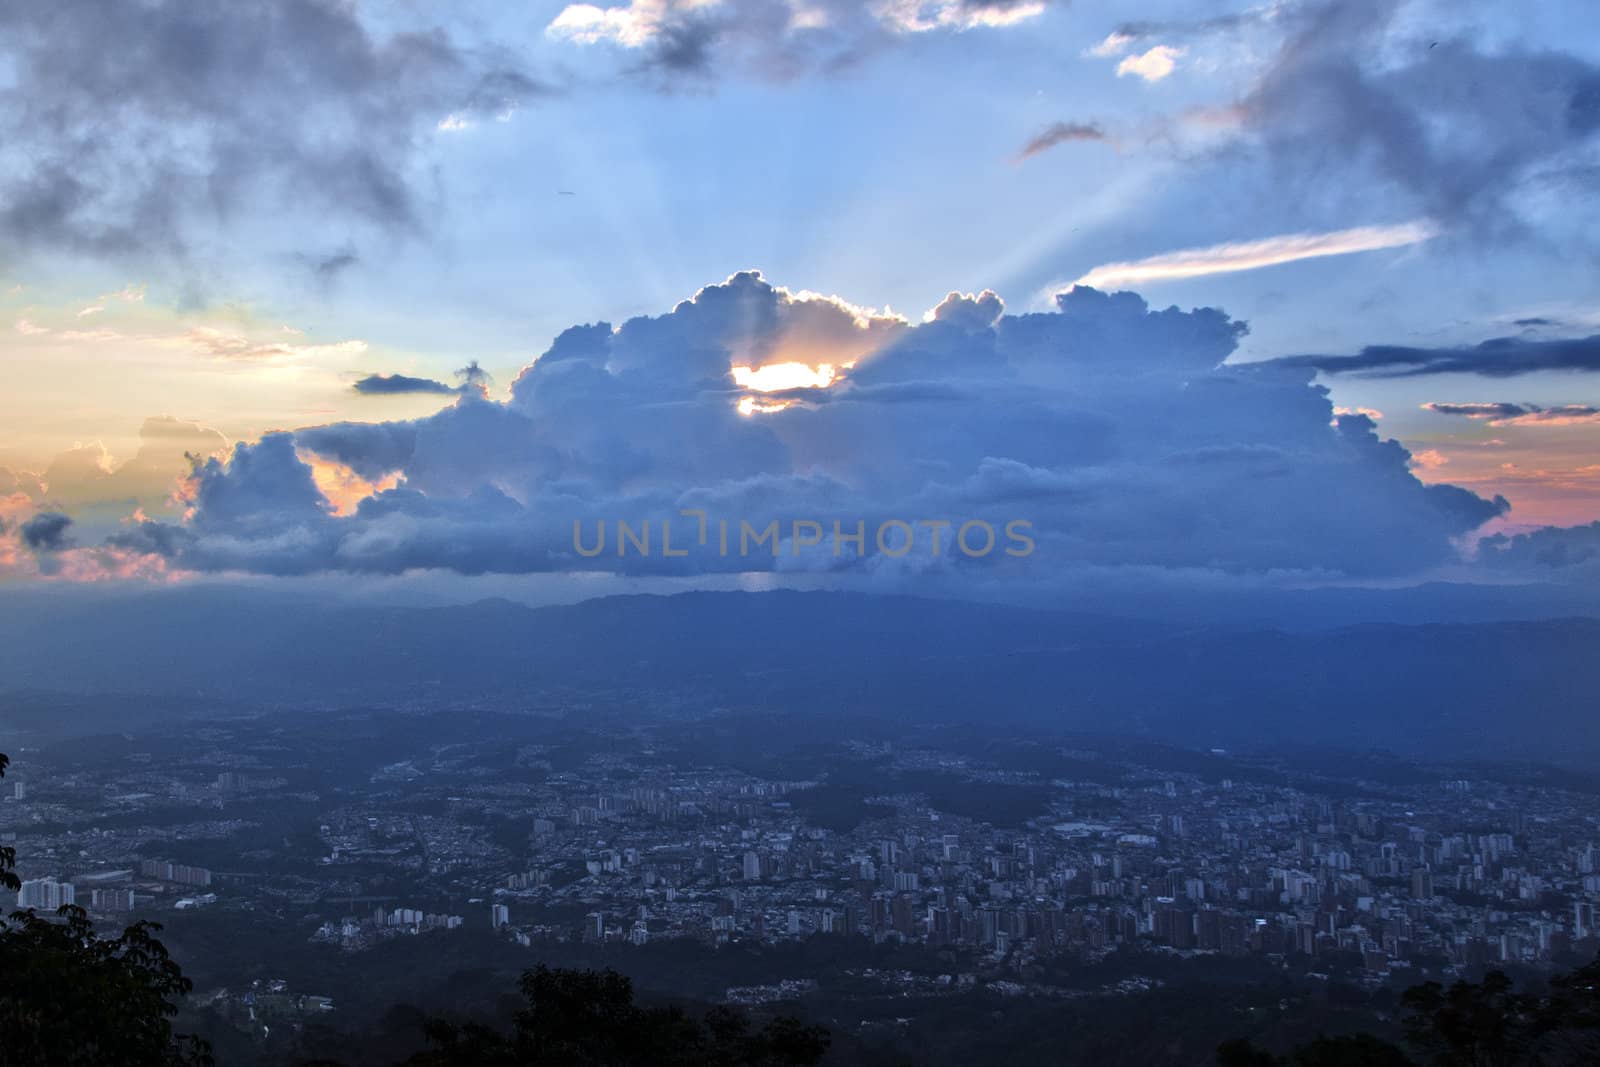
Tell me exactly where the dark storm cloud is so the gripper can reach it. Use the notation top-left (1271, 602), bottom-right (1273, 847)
top-left (1238, 0), bottom-right (1600, 232)
top-left (1275, 334), bottom-right (1600, 378)
top-left (0, 0), bottom-right (548, 262)
top-left (1017, 122), bottom-right (1110, 161)
top-left (20, 513), bottom-right (74, 552)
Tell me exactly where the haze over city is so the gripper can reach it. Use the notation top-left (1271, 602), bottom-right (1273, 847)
top-left (3, 2), bottom-right (1600, 1065)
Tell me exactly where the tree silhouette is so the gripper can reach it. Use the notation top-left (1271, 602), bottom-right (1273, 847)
top-left (1219, 1033), bottom-right (1411, 1066)
top-left (0, 754), bottom-right (18, 894)
top-left (1219, 956), bottom-right (1600, 1067)
top-left (0, 751), bottom-right (212, 1066)
top-left (1401, 969), bottom-right (1523, 1065)
top-left (405, 964), bottom-right (829, 1066)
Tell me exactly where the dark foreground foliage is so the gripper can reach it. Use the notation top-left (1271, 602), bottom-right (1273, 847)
top-left (0, 905), bottom-right (215, 1066)
top-left (0, 751), bottom-right (213, 1065)
top-left (392, 964), bottom-right (829, 1067)
top-left (1219, 956), bottom-right (1600, 1066)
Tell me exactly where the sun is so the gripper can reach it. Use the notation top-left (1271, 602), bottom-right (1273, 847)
top-left (730, 361), bottom-right (853, 415)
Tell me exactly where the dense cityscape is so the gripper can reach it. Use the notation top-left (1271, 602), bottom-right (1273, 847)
top-left (5, 699), bottom-right (1598, 1057)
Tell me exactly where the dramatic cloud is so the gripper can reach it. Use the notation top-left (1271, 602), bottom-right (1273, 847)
top-left (1069, 222), bottom-right (1436, 290)
top-left (1280, 334), bottom-right (1600, 379)
top-left (92, 272), bottom-right (1508, 587)
top-left (546, 0), bottom-right (1053, 81)
top-left (0, 0), bottom-right (546, 264)
top-left (1423, 402), bottom-right (1600, 427)
top-left (1236, 0), bottom-right (1600, 231)
top-left (1017, 122), bottom-right (1110, 161)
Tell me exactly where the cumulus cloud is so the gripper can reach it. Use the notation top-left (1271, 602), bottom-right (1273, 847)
top-left (927, 290), bottom-right (1005, 330)
top-left (86, 271), bottom-right (1509, 588)
top-left (1423, 402), bottom-right (1600, 426)
top-left (0, 0), bottom-right (547, 265)
top-left (0, 467), bottom-right (46, 504)
top-left (1116, 44), bottom-right (1183, 82)
top-left (1017, 121), bottom-right (1111, 161)
top-left (545, 0), bottom-right (1054, 82)
top-left (1279, 334), bottom-right (1600, 379)
top-left (1068, 222), bottom-right (1436, 290)
top-left (1479, 522), bottom-right (1600, 570)
top-left (28, 417), bottom-right (231, 525)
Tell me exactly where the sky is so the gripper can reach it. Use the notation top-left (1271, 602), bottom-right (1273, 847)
top-left (2, 0), bottom-right (1599, 609)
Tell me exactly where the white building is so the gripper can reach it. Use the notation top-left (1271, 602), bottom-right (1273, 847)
top-left (18, 878), bottom-right (74, 910)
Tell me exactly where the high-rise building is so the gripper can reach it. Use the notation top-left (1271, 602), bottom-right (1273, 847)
top-left (89, 887), bottom-right (136, 912)
top-left (490, 903), bottom-right (510, 929)
top-left (17, 877), bottom-right (74, 910)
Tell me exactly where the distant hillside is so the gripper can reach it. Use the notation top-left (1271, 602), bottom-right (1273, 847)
top-left (0, 588), bottom-right (1595, 762)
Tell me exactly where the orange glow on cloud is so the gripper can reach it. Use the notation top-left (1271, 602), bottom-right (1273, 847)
top-left (1411, 436), bottom-right (1600, 530)
top-left (52, 546), bottom-right (180, 583)
top-left (0, 525), bottom-right (181, 584)
top-left (1410, 449), bottom-right (1448, 470)
top-left (303, 454), bottom-right (400, 515)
